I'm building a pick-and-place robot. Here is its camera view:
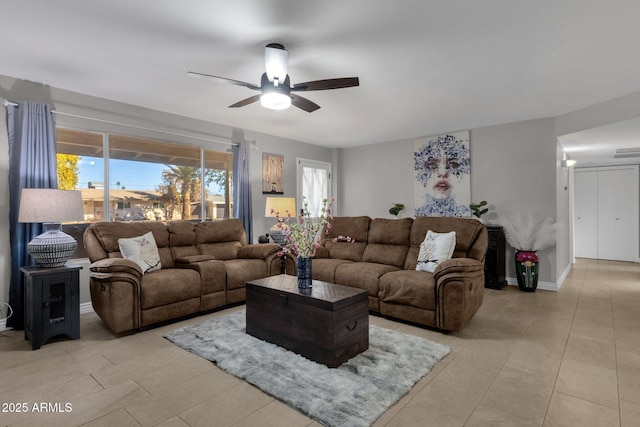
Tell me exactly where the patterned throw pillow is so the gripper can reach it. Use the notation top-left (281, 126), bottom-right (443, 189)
top-left (416, 230), bottom-right (456, 273)
top-left (118, 231), bottom-right (161, 274)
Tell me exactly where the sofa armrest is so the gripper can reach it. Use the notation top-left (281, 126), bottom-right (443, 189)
top-left (238, 243), bottom-right (280, 260)
top-left (433, 258), bottom-right (484, 280)
top-left (175, 255), bottom-right (216, 264)
top-left (433, 258), bottom-right (485, 332)
top-left (175, 258), bottom-right (226, 290)
top-left (89, 258), bottom-right (143, 281)
top-left (313, 246), bottom-right (330, 258)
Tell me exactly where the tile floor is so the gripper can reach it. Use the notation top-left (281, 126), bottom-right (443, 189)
top-left (0, 258), bottom-right (638, 426)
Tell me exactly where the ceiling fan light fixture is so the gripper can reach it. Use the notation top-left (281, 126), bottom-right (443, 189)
top-left (260, 91), bottom-right (291, 110)
top-left (265, 43), bottom-right (288, 83)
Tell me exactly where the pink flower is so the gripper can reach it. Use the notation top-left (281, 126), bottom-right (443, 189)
top-left (516, 251), bottom-right (538, 263)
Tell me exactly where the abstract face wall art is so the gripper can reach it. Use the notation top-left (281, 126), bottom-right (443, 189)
top-left (414, 131), bottom-right (471, 217)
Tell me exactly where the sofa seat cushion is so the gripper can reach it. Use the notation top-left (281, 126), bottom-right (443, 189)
top-left (312, 258), bottom-right (353, 283)
top-left (335, 262), bottom-right (401, 296)
top-left (224, 259), bottom-right (268, 290)
top-left (378, 270), bottom-right (436, 311)
top-left (140, 268), bottom-right (201, 310)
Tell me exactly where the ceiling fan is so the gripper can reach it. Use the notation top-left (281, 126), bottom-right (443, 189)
top-left (188, 43), bottom-right (359, 113)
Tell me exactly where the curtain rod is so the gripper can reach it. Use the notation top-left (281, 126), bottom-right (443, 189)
top-left (3, 99), bottom-right (244, 147)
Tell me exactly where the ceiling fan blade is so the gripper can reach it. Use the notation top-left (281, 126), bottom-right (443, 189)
top-left (229, 95), bottom-right (261, 108)
top-left (292, 77), bottom-right (359, 92)
top-left (291, 94), bottom-right (320, 113)
top-left (187, 71), bottom-right (260, 90)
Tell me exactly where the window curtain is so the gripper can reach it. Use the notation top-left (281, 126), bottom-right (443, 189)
top-left (302, 166), bottom-right (329, 218)
top-left (232, 140), bottom-right (253, 243)
top-left (7, 101), bottom-right (58, 329)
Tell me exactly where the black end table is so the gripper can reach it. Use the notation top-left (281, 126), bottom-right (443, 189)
top-left (21, 263), bottom-right (82, 350)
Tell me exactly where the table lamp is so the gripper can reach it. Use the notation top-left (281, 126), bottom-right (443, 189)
top-left (18, 188), bottom-right (85, 268)
top-left (265, 197), bottom-right (296, 245)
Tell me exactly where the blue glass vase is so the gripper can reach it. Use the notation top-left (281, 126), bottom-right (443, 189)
top-left (296, 256), bottom-right (313, 288)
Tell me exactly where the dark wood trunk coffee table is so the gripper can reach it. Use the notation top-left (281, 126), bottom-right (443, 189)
top-left (246, 274), bottom-right (369, 368)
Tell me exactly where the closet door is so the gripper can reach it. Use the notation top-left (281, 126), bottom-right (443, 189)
top-left (574, 171), bottom-right (599, 259)
top-left (597, 167), bottom-right (638, 262)
top-left (575, 166), bottom-right (639, 262)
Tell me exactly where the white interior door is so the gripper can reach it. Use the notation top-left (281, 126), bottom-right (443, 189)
top-left (574, 170), bottom-right (599, 259)
top-left (597, 167), bottom-right (638, 262)
top-left (575, 166), bottom-right (638, 262)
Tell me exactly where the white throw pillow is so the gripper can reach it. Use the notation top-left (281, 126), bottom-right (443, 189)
top-left (118, 231), bottom-right (161, 274)
top-left (416, 230), bottom-right (456, 273)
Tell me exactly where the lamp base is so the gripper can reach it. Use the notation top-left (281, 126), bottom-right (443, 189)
top-left (27, 223), bottom-right (77, 268)
top-left (269, 225), bottom-right (287, 246)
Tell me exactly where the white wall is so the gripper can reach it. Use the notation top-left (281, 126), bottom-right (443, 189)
top-left (0, 75), bottom-right (332, 307)
top-left (340, 118), bottom-right (563, 284)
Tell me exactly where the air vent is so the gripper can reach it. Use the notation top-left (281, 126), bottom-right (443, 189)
top-left (614, 147), bottom-right (640, 159)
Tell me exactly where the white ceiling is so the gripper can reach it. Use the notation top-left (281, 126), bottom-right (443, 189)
top-left (2, 0), bottom-right (640, 152)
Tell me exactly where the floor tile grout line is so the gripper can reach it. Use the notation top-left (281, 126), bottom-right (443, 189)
top-left (540, 264), bottom-right (583, 427)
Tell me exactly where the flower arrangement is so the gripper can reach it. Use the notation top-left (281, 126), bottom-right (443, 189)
top-left (502, 215), bottom-right (556, 291)
top-left (501, 215), bottom-right (556, 252)
top-left (275, 197), bottom-right (334, 258)
top-left (332, 235), bottom-right (355, 243)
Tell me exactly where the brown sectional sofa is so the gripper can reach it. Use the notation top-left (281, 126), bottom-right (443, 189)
top-left (84, 219), bottom-right (281, 333)
top-left (313, 216), bottom-right (488, 331)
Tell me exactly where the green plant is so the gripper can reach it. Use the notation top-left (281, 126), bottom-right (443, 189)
top-left (469, 201), bottom-right (488, 218)
top-left (389, 203), bottom-right (405, 216)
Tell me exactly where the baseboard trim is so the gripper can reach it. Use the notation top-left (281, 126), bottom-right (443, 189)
top-left (556, 263), bottom-right (573, 289)
top-left (80, 302), bottom-right (95, 315)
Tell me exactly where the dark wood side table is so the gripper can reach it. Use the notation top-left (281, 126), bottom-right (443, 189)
top-left (484, 225), bottom-right (507, 290)
top-left (21, 263), bottom-right (82, 350)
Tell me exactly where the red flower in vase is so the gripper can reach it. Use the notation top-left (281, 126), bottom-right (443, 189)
top-left (516, 251), bottom-right (539, 263)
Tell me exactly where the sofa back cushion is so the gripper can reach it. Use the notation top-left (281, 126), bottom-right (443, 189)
top-left (196, 219), bottom-right (247, 260)
top-left (323, 216), bottom-right (371, 262)
top-left (362, 218), bottom-right (413, 268)
top-left (86, 221), bottom-right (175, 268)
top-left (167, 221), bottom-right (199, 260)
top-left (405, 216), bottom-right (487, 270)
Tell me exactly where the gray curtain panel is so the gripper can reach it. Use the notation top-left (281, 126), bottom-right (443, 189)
top-left (7, 101), bottom-right (58, 329)
top-left (232, 140), bottom-right (253, 244)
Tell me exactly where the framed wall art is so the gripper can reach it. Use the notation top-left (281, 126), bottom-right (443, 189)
top-left (413, 130), bottom-right (471, 217)
top-left (262, 152), bottom-right (284, 194)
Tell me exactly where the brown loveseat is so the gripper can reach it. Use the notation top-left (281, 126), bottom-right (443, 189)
top-left (84, 219), bottom-right (281, 333)
top-left (313, 216), bottom-right (487, 331)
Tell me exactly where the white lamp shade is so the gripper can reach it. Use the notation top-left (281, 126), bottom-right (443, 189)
top-left (18, 189), bottom-right (84, 223)
top-left (265, 197), bottom-right (296, 218)
top-left (18, 189), bottom-right (84, 267)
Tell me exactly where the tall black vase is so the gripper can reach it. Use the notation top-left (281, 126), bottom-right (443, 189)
top-left (297, 256), bottom-right (312, 289)
top-left (515, 250), bottom-right (539, 292)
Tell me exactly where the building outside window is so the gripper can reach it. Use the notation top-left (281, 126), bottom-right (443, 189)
top-left (56, 128), bottom-right (233, 223)
top-left (56, 128), bottom-right (234, 256)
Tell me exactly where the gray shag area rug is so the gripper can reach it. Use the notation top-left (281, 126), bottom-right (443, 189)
top-left (164, 310), bottom-right (450, 427)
